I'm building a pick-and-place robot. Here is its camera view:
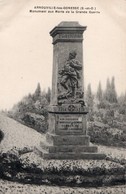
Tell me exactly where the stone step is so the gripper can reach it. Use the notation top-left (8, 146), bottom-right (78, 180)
top-left (46, 133), bottom-right (90, 145)
top-left (40, 141), bottom-right (98, 153)
top-left (35, 146), bottom-right (106, 160)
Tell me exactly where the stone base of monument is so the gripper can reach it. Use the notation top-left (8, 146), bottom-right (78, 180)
top-left (35, 105), bottom-right (105, 160)
top-left (36, 132), bottom-right (106, 160)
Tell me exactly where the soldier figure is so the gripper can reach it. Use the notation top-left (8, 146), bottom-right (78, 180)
top-left (59, 51), bottom-right (82, 98)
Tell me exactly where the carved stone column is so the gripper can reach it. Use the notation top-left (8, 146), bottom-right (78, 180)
top-left (36, 22), bottom-right (105, 159)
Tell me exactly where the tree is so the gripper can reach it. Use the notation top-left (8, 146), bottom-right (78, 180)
top-left (110, 76), bottom-right (117, 103)
top-left (96, 81), bottom-right (103, 102)
top-left (45, 87), bottom-right (51, 103)
top-left (104, 78), bottom-right (111, 102)
top-left (86, 83), bottom-right (94, 109)
top-left (118, 92), bottom-right (126, 115)
top-left (118, 92), bottom-right (126, 105)
top-left (104, 77), bottom-right (118, 103)
top-left (33, 82), bottom-right (41, 101)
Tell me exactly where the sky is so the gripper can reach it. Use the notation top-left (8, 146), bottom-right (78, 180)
top-left (0, 0), bottom-right (126, 110)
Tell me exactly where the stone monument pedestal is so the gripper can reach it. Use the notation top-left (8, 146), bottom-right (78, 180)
top-left (37, 105), bottom-right (105, 160)
top-left (36, 22), bottom-right (105, 160)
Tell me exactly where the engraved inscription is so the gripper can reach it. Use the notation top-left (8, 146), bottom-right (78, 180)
top-left (59, 33), bottom-right (82, 39)
top-left (58, 115), bottom-right (83, 131)
top-left (53, 33), bottom-right (82, 44)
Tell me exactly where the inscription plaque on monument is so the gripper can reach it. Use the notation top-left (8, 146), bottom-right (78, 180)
top-left (36, 21), bottom-right (105, 159)
top-left (57, 115), bottom-right (83, 131)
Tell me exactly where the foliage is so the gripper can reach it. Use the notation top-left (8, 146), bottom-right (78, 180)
top-left (32, 83), bottom-right (41, 102)
top-left (88, 121), bottom-right (126, 148)
top-left (21, 112), bottom-right (48, 133)
top-left (45, 87), bottom-right (51, 103)
top-left (86, 77), bottom-right (126, 148)
top-left (104, 77), bottom-right (117, 103)
top-left (104, 78), bottom-right (111, 102)
top-left (118, 92), bottom-right (126, 115)
top-left (111, 76), bottom-right (117, 103)
top-left (96, 81), bottom-right (103, 101)
top-left (8, 83), bottom-right (51, 134)
top-left (0, 149), bottom-right (23, 180)
top-left (88, 95), bottom-right (126, 148)
top-left (85, 83), bottom-right (94, 110)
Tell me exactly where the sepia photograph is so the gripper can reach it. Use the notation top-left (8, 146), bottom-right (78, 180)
top-left (0, 0), bottom-right (126, 193)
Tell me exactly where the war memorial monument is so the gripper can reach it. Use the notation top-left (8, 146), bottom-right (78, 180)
top-left (37, 21), bottom-right (105, 159)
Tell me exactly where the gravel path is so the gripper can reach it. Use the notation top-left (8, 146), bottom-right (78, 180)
top-left (0, 180), bottom-right (125, 194)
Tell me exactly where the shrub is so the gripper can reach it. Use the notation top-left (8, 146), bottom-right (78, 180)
top-left (88, 122), bottom-right (126, 148)
top-left (22, 112), bottom-right (48, 133)
top-left (0, 148), bottom-right (23, 180)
